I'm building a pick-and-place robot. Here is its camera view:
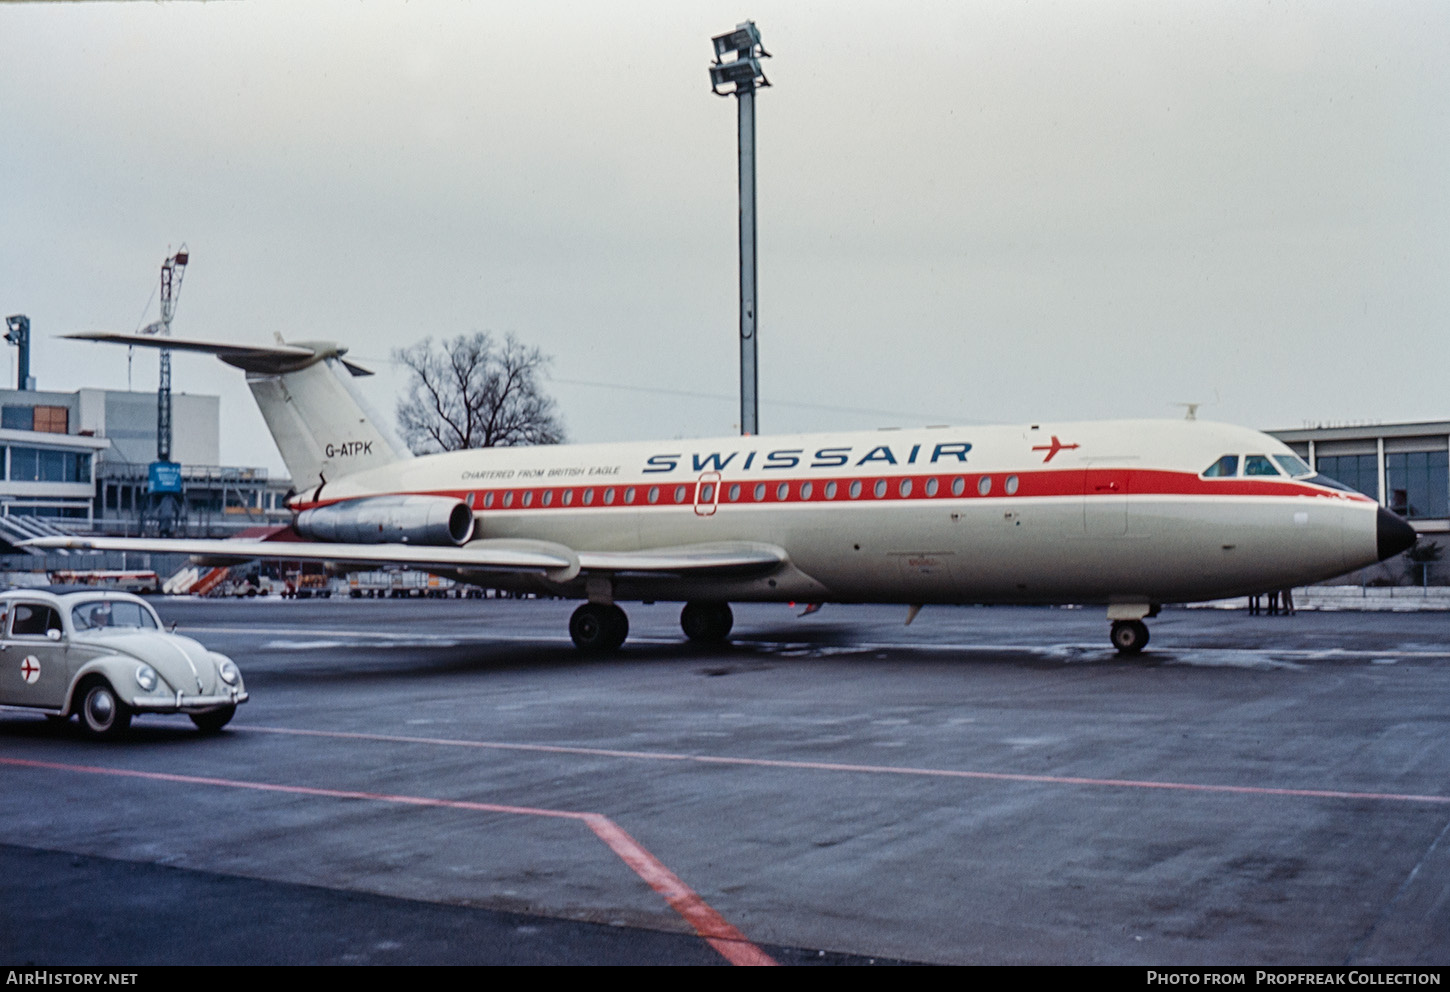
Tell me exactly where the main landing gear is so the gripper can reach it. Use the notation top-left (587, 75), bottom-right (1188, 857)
top-left (680, 601), bottom-right (733, 644)
top-left (569, 603), bottom-right (629, 653)
top-left (567, 600), bottom-right (735, 652)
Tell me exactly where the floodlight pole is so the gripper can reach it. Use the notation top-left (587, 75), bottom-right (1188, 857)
top-left (736, 79), bottom-right (758, 436)
top-left (710, 21), bottom-right (770, 437)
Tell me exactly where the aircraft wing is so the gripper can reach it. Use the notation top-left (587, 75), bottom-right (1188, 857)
top-left (20, 536), bottom-right (786, 584)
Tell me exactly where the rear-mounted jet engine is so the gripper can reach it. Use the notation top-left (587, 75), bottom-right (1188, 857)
top-left (295, 495), bottom-right (475, 546)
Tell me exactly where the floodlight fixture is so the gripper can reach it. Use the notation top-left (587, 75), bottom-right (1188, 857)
top-left (709, 21), bottom-right (770, 97)
top-left (711, 22), bottom-right (769, 63)
top-left (5, 314), bottom-right (31, 390)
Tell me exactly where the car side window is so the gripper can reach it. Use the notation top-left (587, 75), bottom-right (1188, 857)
top-left (11, 604), bottom-right (61, 638)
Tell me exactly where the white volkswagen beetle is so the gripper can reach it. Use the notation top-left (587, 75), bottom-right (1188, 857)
top-left (0, 589), bottom-right (247, 738)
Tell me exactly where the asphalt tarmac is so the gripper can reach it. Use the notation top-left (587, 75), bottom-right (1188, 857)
top-left (2, 598), bottom-right (1448, 966)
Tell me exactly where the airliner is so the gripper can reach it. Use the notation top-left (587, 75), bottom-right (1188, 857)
top-left (31, 332), bottom-right (1417, 656)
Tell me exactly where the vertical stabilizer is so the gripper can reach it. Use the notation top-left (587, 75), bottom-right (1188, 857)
top-left (246, 356), bottom-right (408, 490)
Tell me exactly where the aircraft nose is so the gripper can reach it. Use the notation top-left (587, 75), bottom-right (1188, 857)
top-left (1376, 507), bottom-right (1417, 562)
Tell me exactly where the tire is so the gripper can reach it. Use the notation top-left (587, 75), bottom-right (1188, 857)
top-left (1110, 620), bottom-right (1150, 656)
top-left (190, 705), bottom-right (236, 734)
top-left (570, 603), bottom-right (629, 653)
top-left (78, 679), bottom-right (132, 739)
top-left (680, 602), bottom-right (734, 644)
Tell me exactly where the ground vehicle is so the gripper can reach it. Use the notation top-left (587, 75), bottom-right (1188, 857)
top-left (0, 589), bottom-right (247, 738)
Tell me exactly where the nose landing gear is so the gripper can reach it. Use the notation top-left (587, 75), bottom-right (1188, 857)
top-left (1107, 603), bottom-right (1158, 656)
top-left (1110, 619), bottom-right (1150, 655)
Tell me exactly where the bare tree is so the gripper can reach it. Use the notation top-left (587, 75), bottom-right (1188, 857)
top-left (394, 332), bottom-right (565, 453)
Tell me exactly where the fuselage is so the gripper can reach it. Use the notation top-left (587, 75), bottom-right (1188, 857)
top-left (290, 419), bottom-right (1394, 607)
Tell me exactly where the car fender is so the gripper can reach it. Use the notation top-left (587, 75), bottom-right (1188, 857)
top-left (63, 655), bottom-right (157, 715)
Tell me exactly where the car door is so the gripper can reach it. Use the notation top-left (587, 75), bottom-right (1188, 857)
top-left (0, 602), bottom-right (69, 710)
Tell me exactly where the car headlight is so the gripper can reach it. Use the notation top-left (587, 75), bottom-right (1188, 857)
top-left (135, 665), bottom-right (158, 692)
top-left (217, 659), bottom-right (240, 686)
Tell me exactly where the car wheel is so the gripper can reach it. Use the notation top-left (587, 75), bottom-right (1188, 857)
top-left (78, 679), bottom-right (132, 739)
top-left (190, 705), bottom-right (236, 734)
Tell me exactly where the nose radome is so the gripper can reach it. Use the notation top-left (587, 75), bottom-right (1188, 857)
top-left (1376, 507), bottom-right (1417, 562)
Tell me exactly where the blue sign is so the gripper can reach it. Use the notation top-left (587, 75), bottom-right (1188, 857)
top-left (148, 461), bottom-right (183, 494)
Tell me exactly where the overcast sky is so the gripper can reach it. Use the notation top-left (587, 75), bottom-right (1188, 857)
top-left (3, 1), bottom-right (1447, 475)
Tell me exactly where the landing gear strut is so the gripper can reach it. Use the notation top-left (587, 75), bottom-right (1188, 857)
top-left (570, 603), bottom-right (629, 652)
top-left (1110, 619), bottom-right (1150, 656)
top-left (680, 601), bottom-right (733, 644)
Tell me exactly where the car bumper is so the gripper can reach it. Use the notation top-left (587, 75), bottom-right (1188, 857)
top-left (129, 689), bottom-right (248, 713)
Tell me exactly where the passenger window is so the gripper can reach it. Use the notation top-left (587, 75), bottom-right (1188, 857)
top-left (1202, 455), bottom-right (1239, 478)
top-left (1244, 455), bottom-right (1281, 477)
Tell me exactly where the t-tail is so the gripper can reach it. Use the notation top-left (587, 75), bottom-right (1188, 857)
top-left (63, 332), bottom-right (410, 491)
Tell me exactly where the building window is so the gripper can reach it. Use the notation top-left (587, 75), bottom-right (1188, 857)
top-left (1, 407), bottom-right (32, 431)
top-left (33, 406), bottom-right (68, 433)
top-left (1386, 451), bottom-right (1448, 519)
top-left (7, 447), bottom-right (90, 482)
top-left (1315, 454), bottom-right (1378, 500)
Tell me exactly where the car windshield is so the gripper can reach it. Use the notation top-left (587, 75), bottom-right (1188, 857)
top-left (71, 599), bottom-right (159, 632)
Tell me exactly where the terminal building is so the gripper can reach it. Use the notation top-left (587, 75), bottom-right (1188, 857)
top-left (0, 385), bottom-right (290, 553)
top-left (1268, 421), bottom-right (1449, 536)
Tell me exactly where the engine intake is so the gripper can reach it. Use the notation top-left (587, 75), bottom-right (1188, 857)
top-left (295, 495), bottom-right (475, 547)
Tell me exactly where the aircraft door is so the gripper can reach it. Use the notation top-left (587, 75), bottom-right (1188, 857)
top-left (1083, 461), bottom-right (1129, 536)
top-left (695, 472), bottom-right (721, 517)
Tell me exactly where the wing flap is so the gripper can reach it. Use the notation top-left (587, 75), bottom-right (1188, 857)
top-left (578, 542), bottom-right (786, 576)
top-left (21, 536), bottom-right (785, 580)
top-left (22, 535), bottom-right (578, 575)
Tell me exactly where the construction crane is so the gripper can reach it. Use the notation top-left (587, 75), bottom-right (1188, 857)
top-left (139, 245), bottom-right (188, 462)
top-left (138, 245), bottom-right (188, 536)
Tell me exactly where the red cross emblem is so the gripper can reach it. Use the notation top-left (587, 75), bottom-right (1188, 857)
top-left (20, 655), bottom-right (40, 685)
top-left (1031, 435), bottom-right (1080, 463)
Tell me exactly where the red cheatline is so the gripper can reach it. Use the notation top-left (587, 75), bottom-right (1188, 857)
top-left (0, 755), bottom-right (776, 967)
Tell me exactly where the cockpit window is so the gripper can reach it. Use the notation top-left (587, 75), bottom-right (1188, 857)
top-left (1202, 455), bottom-right (1239, 478)
top-left (1272, 454), bottom-right (1314, 479)
top-left (1243, 455), bottom-right (1282, 477)
top-left (71, 600), bottom-right (159, 632)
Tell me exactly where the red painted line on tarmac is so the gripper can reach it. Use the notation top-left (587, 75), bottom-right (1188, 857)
top-left (581, 814), bottom-right (776, 967)
top-left (0, 755), bottom-right (776, 967)
top-left (243, 725), bottom-right (1450, 806)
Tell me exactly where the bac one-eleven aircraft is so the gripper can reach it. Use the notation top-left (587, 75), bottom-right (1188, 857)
top-left (32, 332), bottom-right (1417, 656)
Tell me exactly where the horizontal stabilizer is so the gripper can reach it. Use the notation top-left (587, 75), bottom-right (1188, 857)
top-left (63, 332), bottom-right (372, 376)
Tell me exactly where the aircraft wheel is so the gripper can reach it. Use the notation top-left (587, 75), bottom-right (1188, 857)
top-left (680, 602), bottom-right (734, 643)
top-left (1110, 620), bottom-right (1150, 656)
top-left (570, 603), bottom-right (629, 653)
